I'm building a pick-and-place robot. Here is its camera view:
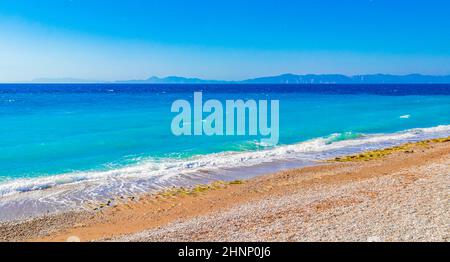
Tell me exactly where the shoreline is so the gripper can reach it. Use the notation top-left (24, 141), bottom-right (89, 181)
top-left (1, 137), bottom-right (449, 242)
top-left (1, 124), bottom-right (450, 223)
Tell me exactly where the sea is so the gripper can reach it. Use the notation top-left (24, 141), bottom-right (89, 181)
top-left (0, 84), bottom-right (449, 221)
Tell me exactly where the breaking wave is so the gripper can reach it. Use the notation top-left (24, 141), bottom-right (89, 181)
top-left (1, 125), bottom-right (449, 199)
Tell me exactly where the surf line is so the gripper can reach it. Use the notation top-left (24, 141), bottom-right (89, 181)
top-left (171, 92), bottom-right (280, 145)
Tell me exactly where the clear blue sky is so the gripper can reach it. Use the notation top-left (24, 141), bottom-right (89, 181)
top-left (1, 0), bottom-right (449, 82)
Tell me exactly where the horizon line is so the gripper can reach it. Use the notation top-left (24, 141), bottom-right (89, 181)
top-left (2, 72), bottom-right (450, 84)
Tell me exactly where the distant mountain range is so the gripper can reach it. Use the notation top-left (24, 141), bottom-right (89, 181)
top-left (116, 76), bottom-right (225, 84)
top-left (32, 73), bottom-right (450, 84)
top-left (241, 74), bottom-right (450, 84)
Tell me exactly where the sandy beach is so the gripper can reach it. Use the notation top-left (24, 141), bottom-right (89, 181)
top-left (0, 137), bottom-right (449, 242)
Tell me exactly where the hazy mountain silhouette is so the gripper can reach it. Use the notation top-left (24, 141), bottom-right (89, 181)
top-left (116, 76), bottom-right (226, 84)
top-left (32, 74), bottom-right (450, 84)
top-left (119, 74), bottom-right (450, 84)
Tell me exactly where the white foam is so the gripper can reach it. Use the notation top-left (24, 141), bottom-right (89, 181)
top-left (0, 124), bottom-right (449, 198)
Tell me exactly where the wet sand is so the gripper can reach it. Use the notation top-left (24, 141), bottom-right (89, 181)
top-left (1, 138), bottom-right (449, 242)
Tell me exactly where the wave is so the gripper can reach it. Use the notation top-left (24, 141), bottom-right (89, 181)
top-left (1, 125), bottom-right (450, 199)
top-left (324, 132), bottom-right (365, 144)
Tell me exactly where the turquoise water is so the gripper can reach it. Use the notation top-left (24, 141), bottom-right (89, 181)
top-left (0, 84), bottom-right (449, 181)
top-left (0, 84), bottom-right (449, 199)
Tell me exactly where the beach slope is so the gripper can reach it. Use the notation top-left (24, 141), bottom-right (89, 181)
top-left (1, 138), bottom-right (449, 242)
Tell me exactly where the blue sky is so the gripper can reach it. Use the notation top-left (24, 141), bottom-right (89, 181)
top-left (0, 0), bottom-right (449, 82)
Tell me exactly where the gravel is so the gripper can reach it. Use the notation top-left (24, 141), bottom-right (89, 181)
top-left (115, 158), bottom-right (449, 242)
